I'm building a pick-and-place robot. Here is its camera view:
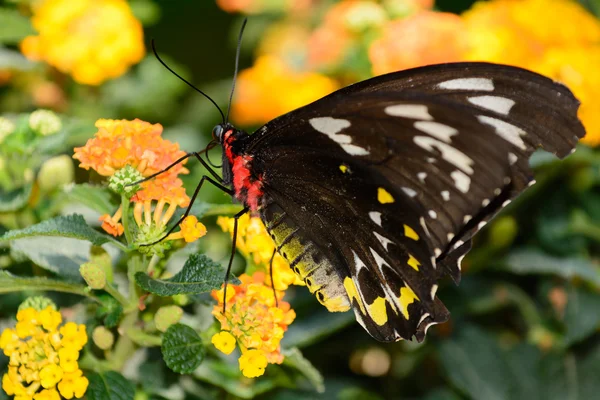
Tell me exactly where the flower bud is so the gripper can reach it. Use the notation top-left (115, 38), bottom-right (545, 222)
top-left (38, 155), bottom-right (75, 192)
top-left (108, 165), bottom-right (142, 197)
top-left (489, 216), bottom-right (518, 249)
top-left (18, 296), bottom-right (56, 312)
top-left (29, 109), bottom-right (62, 136)
top-left (0, 117), bottom-right (15, 143)
top-left (154, 305), bottom-right (183, 332)
top-left (92, 326), bottom-right (114, 350)
top-left (344, 2), bottom-right (387, 33)
top-left (80, 262), bottom-right (106, 289)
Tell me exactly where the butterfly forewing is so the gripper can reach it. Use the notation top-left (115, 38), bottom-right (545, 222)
top-left (243, 62), bottom-right (584, 341)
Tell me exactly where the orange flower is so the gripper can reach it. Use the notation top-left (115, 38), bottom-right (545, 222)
top-left (369, 11), bottom-right (469, 75)
top-left (217, 0), bottom-right (314, 14)
top-left (73, 119), bottom-right (188, 178)
top-left (20, 0), bottom-right (144, 85)
top-left (231, 55), bottom-right (338, 126)
top-left (212, 272), bottom-right (296, 373)
top-left (99, 209), bottom-right (124, 237)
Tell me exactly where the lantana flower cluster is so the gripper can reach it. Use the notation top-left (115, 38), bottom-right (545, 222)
top-left (21, 0), bottom-right (145, 85)
top-left (73, 119), bottom-right (206, 253)
top-left (211, 273), bottom-right (296, 378)
top-left (221, 0), bottom-right (600, 146)
top-left (0, 302), bottom-right (88, 400)
top-left (217, 214), bottom-right (303, 290)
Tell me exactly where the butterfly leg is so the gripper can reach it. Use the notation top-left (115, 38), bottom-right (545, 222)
top-left (268, 248), bottom-right (278, 307)
top-left (222, 207), bottom-right (250, 313)
top-left (140, 175), bottom-right (233, 246)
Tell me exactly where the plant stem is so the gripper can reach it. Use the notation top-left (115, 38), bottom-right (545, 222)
top-left (121, 194), bottom-right (134, 245)
top-left (104, 282), bottom-right (129, 307)
top-left (110, 311), bottom-right (138, 371)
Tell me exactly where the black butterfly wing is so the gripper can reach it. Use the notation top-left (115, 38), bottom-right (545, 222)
top-left (245, 62), bottom-right (584, 341)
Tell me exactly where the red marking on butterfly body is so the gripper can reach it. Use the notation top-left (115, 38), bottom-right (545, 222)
top-left (224, 130), bottom-right (264, 211)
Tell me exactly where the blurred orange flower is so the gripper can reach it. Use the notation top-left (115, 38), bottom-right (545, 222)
top-left (231, 55), bottom-right (338, 126)
top-left (21, 0), bottom-right (145, 85)
top-left (217, 0), bottom-right (314, 14)
top-left (211, 272), bottom-right (296, 377)
top-left (369, 11), bottom-right (469, 75)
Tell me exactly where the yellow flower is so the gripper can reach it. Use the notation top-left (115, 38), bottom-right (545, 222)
top-left (211, 331), bottom-right (237, 355)
top-left (238, 349), bottom-right (268, 378)
top-left (217, 214), bottom-right (303, 290)
top-left (59, 323), bottom-right (87, 351)
top-left (57, 370), bottom-right (88, 399)
top-left (21, 0), bottom-right (145, 85)
top-left (39, 365), bottom-right (63, 389)
top-left (211, 273), bottom-right (296, 374)
top-left (58, 348), bottom-right (79, 373)
top-left (34, 389), bottom-right (60, 400)
top-left (165, 215), bottom-right (207, 243)
top-left (0, 306), bottom-right (88, 399)
top-left (231, 55), bottom-right (338, 126)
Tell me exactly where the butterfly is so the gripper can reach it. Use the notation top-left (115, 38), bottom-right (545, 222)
top-left (151, 27), bottom-right (584, 343)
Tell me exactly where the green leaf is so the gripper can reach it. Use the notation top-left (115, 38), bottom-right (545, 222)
top-left (1, 214), bottom-right (122, 247)
top-left (96, 295), bottom-right (123, 328)
top-left (161, 323), bottom-right (205, 374)
top-left (283, 306), bottom-right (355, 349)
top-left (564, 285), bottom-right (600, 346)
top-left (0, 184), bottom-right (32, 212)
top-left (62, 184), bottom-right (115, 214)
top-left (422, 389), bottom-right (463, 400)
top-left (87, 371), bottom-right (135, 400)
top-left (0, 271), bottom-right (91, 297)
top-left (11, 236), bottom-right (96, 278)
top-left (499, 249), bottom-right (600, 288)
top-left (439, 326), bottom-right (512, 400)
top-left (282, 348), bottom-right (324, 393)
top-left (337, 388), bottom-right (384, 400)
top-left (0, 8), bottom-right (34, 44)
top-left (135, 253), bottom-right (239, 296)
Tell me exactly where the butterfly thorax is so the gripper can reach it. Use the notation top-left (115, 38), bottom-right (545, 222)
top-left (221, 128), bottom-right (264, 211)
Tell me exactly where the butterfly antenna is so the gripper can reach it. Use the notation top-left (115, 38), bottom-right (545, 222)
top-left (152, 39), bottom-right (226, 124)
top-left (225, 18), bottom-right (248, 124)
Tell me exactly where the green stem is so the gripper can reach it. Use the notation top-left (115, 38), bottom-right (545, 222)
top-left (126, 327), bottom-right (162, 347)
top-left (147, 254), bottom-right (160, 276)
top-left (121, 194), bottom-right (134, 245)
top-left (104, 282), bottom-right (129, 308)
top-left (0, 275), bottom-right (96, 301)
top-left (110, 311), bottom-right (138, 371)
top-left (125, 256), bottom-right (143, 313)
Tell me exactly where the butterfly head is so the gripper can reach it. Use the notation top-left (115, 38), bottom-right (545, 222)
top-left (213, 123), bottom-right (250, 186)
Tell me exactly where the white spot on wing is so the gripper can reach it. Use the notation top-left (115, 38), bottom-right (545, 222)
top-left (434, 248), bottom-right (442, 257)
top-left (438, 77), bottom-right (494, 91)
top-left (451, 170), bottom-right (471, 193)
top-left (369, 247), bottom-right (389, 274)
top-left (508, 152), bottom-right (518, 165)
top-left (502, 200), bottom-right (512, 207)
top-left (478, 115), bottom-right (527, 150)
top-left (374, 232), bottom-right (393, 250)
top-left (414, 121), bottom-right (457, 143)
top-left (352, 250), bottom-right (368, 273)
top-left (463, 215), bottom-right (471, 224)
top-left (419, 217), bottom-right (430, 237)
top-left (402, 187), bottom-right (417, 197)
top-left (468, 96), bottom-right (515, 115)
top-left (309, 117), bottom-right (370, 155)
top-left (441, 191), bottom-right (450, 201)
top-left (447, 233), bottom-right (454, 241)
top-left (528, 179), bottom-right (536, 187)
top-left (453, 240), bottom-right (464, 250)
top-left (431, 284), bottom-right (438, 299)
top-left (457, 255), bottom-right (466, 270)
top-left (478, 221), bottom-right (487, 229)
top-left (418, 313), bottom-right (431, 326)
top-left (385, 104), bottom-right (433, 120)
top-left (414, 136), bottom-right (474, 174)
top-left (428, 210), bottom-right (437, 219)
top-left (426, 157), bottom-right (436, 164)
top-left (418, 172), bottom-right (427, 183)
top-left (369, 211), bottom-right (382, 226)
top-left (482, 199), bottom-right (490, 207)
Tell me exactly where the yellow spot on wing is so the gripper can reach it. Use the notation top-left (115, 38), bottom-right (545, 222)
top-left (378, 188), bottom-right (394, 204)
top-left (399, 286), bottom-right (419, 319)
top-left (407, 255), bottom-right (420, 271)
top-left (322, 296), bottom-right (351, 312)
top-left (404, 224), bottom-right (419, 240)
top-left (343, 277), bottom-right (366, 314)
top-left (368, 297), bottom-right (388, 326)
top-left (339, 164), bottom-right (348, 173)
